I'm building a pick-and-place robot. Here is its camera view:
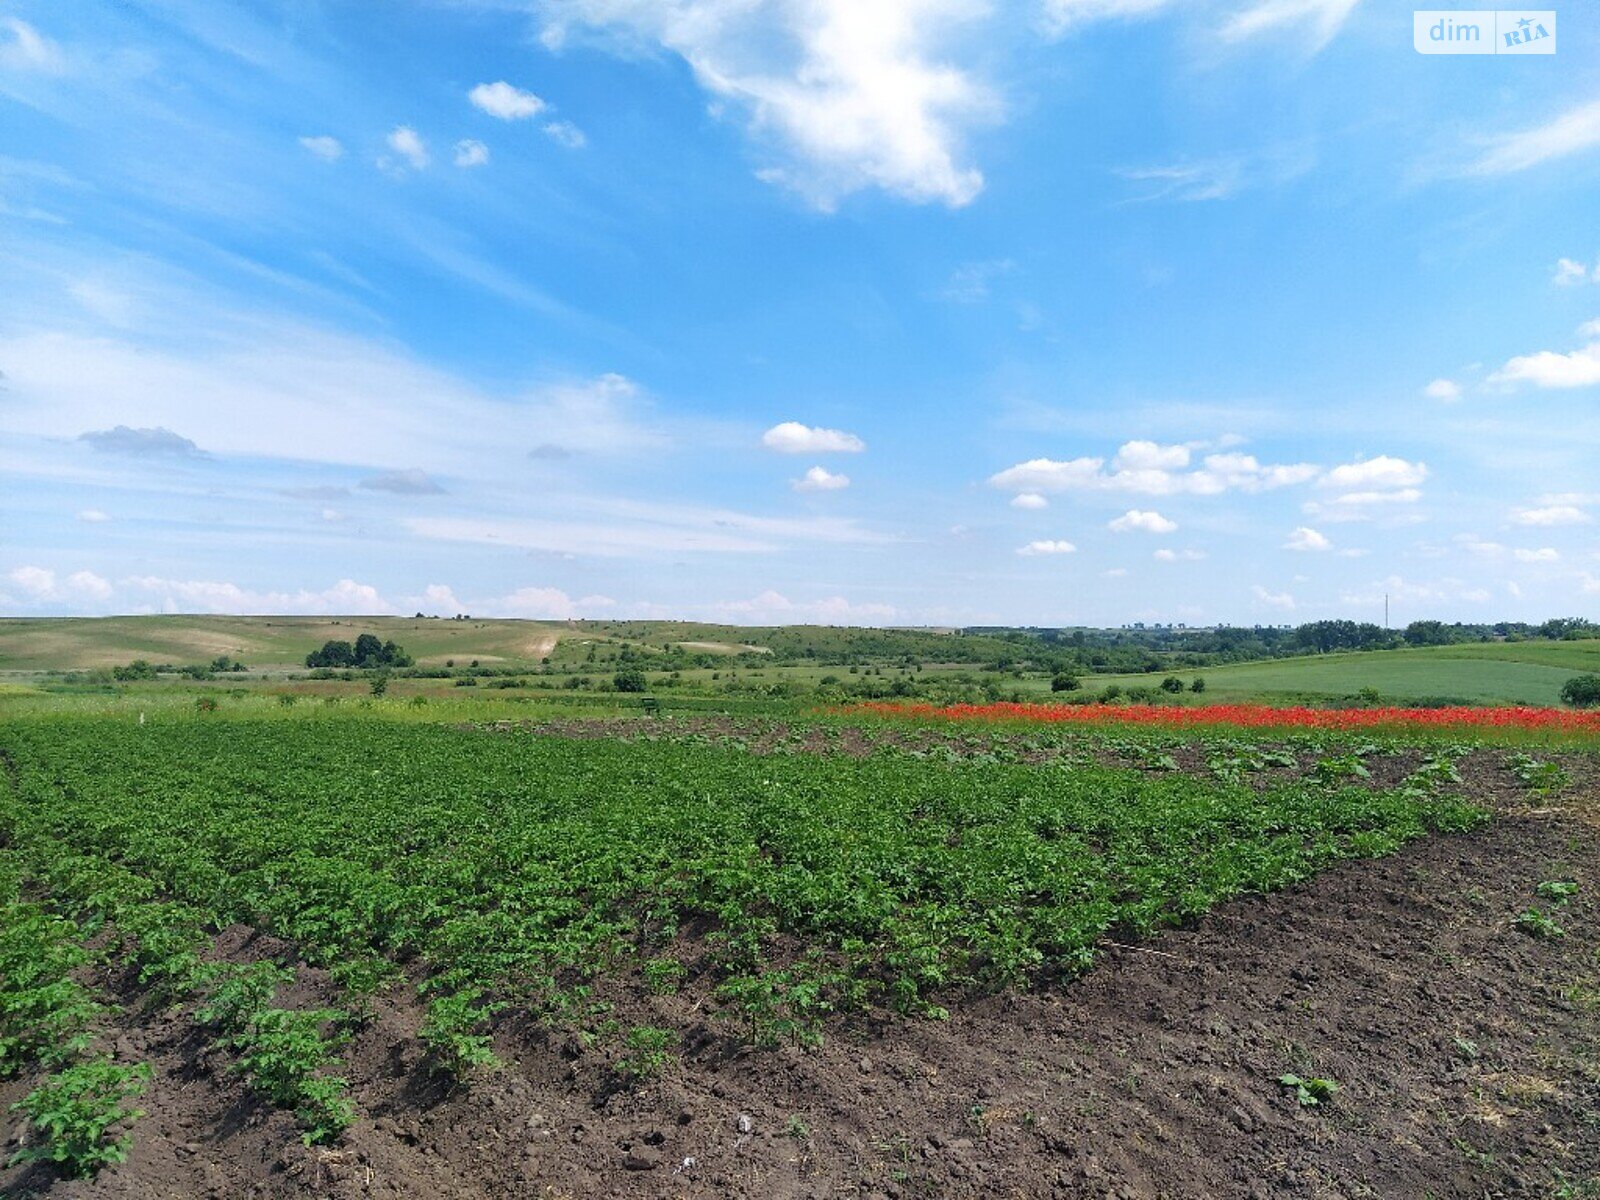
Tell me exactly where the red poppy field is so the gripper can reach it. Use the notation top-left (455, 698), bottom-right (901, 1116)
top-left (848, 699), bottom-right (1600, 735)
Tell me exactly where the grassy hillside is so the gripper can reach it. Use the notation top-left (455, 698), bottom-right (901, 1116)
top-left (0, 615), bottom-right (568, 671)
top-left (0, 616), bottom-right (1032, 673)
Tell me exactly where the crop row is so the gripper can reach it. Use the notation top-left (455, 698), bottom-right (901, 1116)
top-left (0, 714), bottom-right (1489, 1164)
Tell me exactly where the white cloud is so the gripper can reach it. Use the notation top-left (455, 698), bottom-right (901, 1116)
top-left (385, 126), bottom-right (429, 170)
top-left (792, 465), bottom-right (850, 491)
top-left (1042, 0), bottom-right (1175, 36)
top-left (5, 566), bottom-right (114, 608)
top-left (454, 139), bottom-right (490, 168)
top-left (1455, 534), bottom-right (1504, 557)
top-left (1108, 509), bottom-right (1177, 534)
top-left (1513, 547), bottom-right (1559, 563)
top-left (1467, 98), bottom-right (1600, 175)
top-left (988, 441), bottom-right (1316, 497)
top-left (1580, 319), bottom-right (1600, 340)
top-left (1322, 455), bottom-right (1428, 491)
top-left (76, 509), bottom-right (110, 522)
top-left (1010, 492), bottom-right (1048, 510)
top-left (543, 0), bottom-right (994, 209)
top-left (419, 583), bottom-right (468, 616)
top-left (122, 576), bottom-right (392, 616)
top-left (1510, 504), bottom-right (1591, 527)
top-left (543, 120), bottom-right (587, 149)
top-left (709, 589), bottom-right (896, 624)
top-left (939, 259), bottom-right (1015, 302)
top-left (0, 17), bottom-right (64, 71)
top-left (1153, 548), bottom-right (1205, 561)
top-left (761, 421), bottom-right (865, 454)
top-left (1251, 584), bottom-right (1295, 610)
top-left (1103, 567), bottom-right (1128, 578)
top-left (1113, 440), bottom-right (1191, 472)
top-left (299, 135), bottom-right (344, 162)
top-left (477, 585), bottom-right (615, 619)
top-left (359, 468), bottom-right (446, 495)
top-left (1284, 525), bottom-right (1331, 552)
top-left (1017, 539), bottom-right (1077, 556)
top-left (1553, 257), bottom-right (1597, 286)
top-left (469, 81), bottom-right (547, 120)
top-left (1422, 378), bottom-right (1460, 401)
top-left (1489, 340), bottom-right (1600, 389)
top-left (1218, 0), bottom-right (1361, 50)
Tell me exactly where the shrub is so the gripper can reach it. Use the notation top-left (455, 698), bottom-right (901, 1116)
top-left (1050, 673), bottom-right (1079, 692)
top-left (614, 669), bottom-right (648, 693)
top-left (1190, 678), bottom-right (1206, 693)
top-left (1560, 673), bottom-right (1600, 708)
top-left (1160, 676), bottom-right (1185, 694)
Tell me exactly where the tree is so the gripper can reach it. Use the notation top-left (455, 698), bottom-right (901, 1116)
top-left (1050, 672), bottom-right (1079, 692)
top-left (1560, 673), bottom-right (1600, 708)
top-left (614, 669), bottom-right (647, 693)
top-left (369, 672), bottom-right (389, 697)
top-left (1190, 677), bottom-right (1206, 693)
top-left (353, 634), bottom-right (384, 665)
top-left (306, 635), bottom-right (411, 669)
top-left (1160, 676), bottom-right (1185, 693)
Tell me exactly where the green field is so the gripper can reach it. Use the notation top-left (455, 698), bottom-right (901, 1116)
top-left (1092, 641), bottom-right (1600, 706)
top-left (0, 710), bottom-right (1485, 1156)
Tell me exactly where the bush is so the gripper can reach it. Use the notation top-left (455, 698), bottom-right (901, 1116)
top-left (614, 669), bottom-right (648, 693)
top-left (1190, 677), bottom-right (1206, 693)
top-left (1050, 672), bottom-right (1079, 692)
top-left (1560, 673), bottom-right (1600, 708)
top-left (1159, 676), bottom-right (1185, 694)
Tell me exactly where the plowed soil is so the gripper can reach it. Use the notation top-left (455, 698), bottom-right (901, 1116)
top-left (4, 750), bottom-right (1596, 1200)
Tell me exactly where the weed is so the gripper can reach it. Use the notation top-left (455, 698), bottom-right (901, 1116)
top-left (1278, 1073), bottom-right (1339, 1108)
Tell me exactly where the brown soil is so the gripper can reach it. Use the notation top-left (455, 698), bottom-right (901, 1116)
top-left (4, 757), bottom-right (1596, 1199)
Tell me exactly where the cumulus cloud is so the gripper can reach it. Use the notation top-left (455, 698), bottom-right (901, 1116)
top-left (543, 120), bottom-right (587, 148)
top-left (299, 135), bottom-right (344, 162)
top-left (1513, 547), bottom-right (1559, 563)
top-left (1322, 455), bottom-right (1428, 491)
top-left (1489, 338), bottom-right (1600, 389)
top-left (1422, 378), bottom-right (1460, 401)
top-left (1017, 539), bottom-right (1076, 555)
top-left (469, 81), bottom-right (547, 120)
top-left (761, 421), bottom-right (865, 454)
top-left (1252, 584), bottom-right (1295, 610)
top-left (5, 566), bottom-right (112, 606)
top-left (1153, 548), bottom-right (1205, 561)
top-left (792, 465), bottom-right (850, 492)
top-left (78, 425), bottom-right (205, 458)
top-left (385, 126), bottom-right (429, 170)
top-left (358, 468), bottom-right (446, 495)
top-left (1108, 509), bottom-right (1177, 534)
top-left (476, 585), bottom-right (615, 619)
top-left (454, 139), bottom-right (490, 167)
top-left (1010, 492), bottom-right (1048, 510)
top-left (541, 0), bottom-right (994, 209)
top-left (122, 576), bottom-right (393, 616)
top-left (1510, 504), bottom-right (1590, 527)
top-left (708, 589), bottom-right (896, 624)
top-left (1284, 525), bottom-right (1331, 552)
top-left (1466, 99), bottom-right (1600, 176)
top-left (988, 441), bottom-right (1317, 498)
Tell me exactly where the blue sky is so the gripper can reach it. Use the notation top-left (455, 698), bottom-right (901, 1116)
top-left (2, 0), bottom-right (1598, 626)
